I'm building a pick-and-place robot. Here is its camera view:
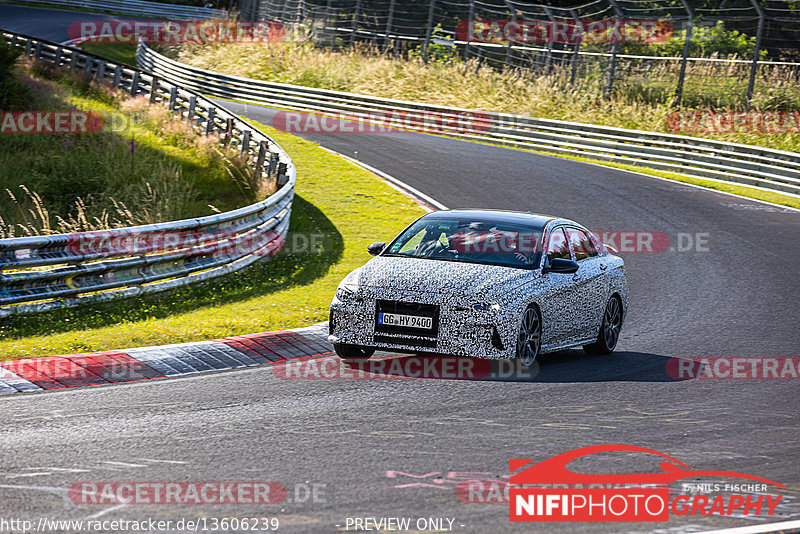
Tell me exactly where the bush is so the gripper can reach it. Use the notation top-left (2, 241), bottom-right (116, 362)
top-left (0, 38), bottom-right (32, 110)
top-left (593, 20), bottom-right (767, 59)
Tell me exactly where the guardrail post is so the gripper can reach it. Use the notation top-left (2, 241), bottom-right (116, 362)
top-left (206, 107), bottom-right (216, 135)
top-left (188, 96), bottom-right (197, 123)
top-left (168, 87), bottom-right (177, 111)
top-left (463, 0), bottom-right (476, 60)
top-left (10, 35), bottom-right (18, 48)
top-left (350, 0), bottom-right (362, 47)
top-left (604, 39), bottom-right (620, 98)
top-left (223, 118), bottom-right (233, 145)
top-left (54, 46), bottom-right (63, 66)
top-left (323, 0), bottom-right (333, 39)
top-left (384, 0), bottom-right (396, 53)
top-left (604, 0), bottom-right (624, 99)
top-left (241, 130), bottom-right (251, 156)
top-left (84, 57), bottom-right (94, 76)
top-left (501, 0), bottom-right (516, 67)
top-left (130, 71), bottom-right (140, 96)
top-left (24, 39), bottom-right (32, 55)
top-left (149, 76), bottom-right (160, 103)
top-left (569, 9), bottom-right (580, 85)
top-left (542, 7), bottom-right (555, 73)
top-left (113, 65), bottom-right (122, 86)
top-left (422, 0), bottom-right (436, 63)
top-left (277, 163), bottom-right (288, 187)
top-left (269, 152), bottom-right (279, 176)
top-left (96, 60), bottom-right (106, 81)
top-left (746, 0), bottom-right (765, 111)
top-left (34, 41), bottom-right (42, 58)
top-left (674, 13), bottom-right (693, 105)
top-left (255, 141), bottom-right (268, 179)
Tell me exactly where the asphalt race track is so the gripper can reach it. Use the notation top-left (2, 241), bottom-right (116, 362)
top-left (1, 6), bottom-right (799, 533)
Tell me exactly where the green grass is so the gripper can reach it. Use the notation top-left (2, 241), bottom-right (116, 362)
top-left (0, 122), bottom-right (426, 360)
top-left (80, 42), bottom-right (138, 67)
top-left (0, 58), bottom-right (253, 236)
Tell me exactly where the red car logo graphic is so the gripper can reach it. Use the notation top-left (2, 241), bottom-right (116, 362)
top-left (509, 444), bottom-right (785, 487)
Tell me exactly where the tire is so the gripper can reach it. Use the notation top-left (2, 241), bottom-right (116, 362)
top-left (584, 295), bottom-right (622, 355)
top-left (516, 305), bottom-right (542, 367)
top-left (334, 343), bottom-right (375, 362)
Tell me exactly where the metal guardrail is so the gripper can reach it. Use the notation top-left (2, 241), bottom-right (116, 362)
top-left (0, 30), bottom-right (296, 317)
top-left (137, 42), bottom-right (800, 198)
top-left (0, 0), bottom-right (227, 20)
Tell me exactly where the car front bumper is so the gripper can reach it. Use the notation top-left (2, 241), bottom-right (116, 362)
top-left (329, 291), bottom-right (516, 360)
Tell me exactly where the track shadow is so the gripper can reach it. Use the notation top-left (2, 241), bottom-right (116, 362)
top-left (325, 350), bottom-right (692, 383)
top-left (1, 194), bottom-right (344, 339)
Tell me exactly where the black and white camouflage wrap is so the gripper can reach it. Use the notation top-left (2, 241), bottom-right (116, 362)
top-left (329, 217), bottom-right (629, 360)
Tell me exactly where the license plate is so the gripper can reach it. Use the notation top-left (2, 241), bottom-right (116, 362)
top-left (378, 312), bottom-right (433, 330)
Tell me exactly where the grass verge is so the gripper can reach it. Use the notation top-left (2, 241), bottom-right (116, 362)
top-left (1, 57), bottom-right (254, 236)
top-left (0, 121), bottom-right (426, 360)
top-left (79, 42), bottom-right (138, 67)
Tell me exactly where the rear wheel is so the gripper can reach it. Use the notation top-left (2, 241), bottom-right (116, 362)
top-left (334, 343), bottom-right (375, 362)
top-left (584, 296), bottom-right (622, 355)
top-left (516, 306), bottom-right (542, 367)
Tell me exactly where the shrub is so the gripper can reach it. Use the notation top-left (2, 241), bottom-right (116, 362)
top-left (0, 38), bottom-right (32, 109)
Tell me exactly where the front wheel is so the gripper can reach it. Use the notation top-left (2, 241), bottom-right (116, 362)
top-left (516, 306), bottom-right (542, 367)
top-left (334, 343), bottom-right (375, 362)
top-left (584, 296), bottom-right (622, 355)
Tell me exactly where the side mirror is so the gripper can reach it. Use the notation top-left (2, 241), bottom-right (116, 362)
top-left (367, 242), bottom-right (385, 256)
top-left (542, 257), bottom-right (579, 274)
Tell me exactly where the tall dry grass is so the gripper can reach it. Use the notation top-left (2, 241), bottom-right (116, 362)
top-left (0, 59), bottom-right (257, 238)
top-left (166, 36), bottom-right (800, 152)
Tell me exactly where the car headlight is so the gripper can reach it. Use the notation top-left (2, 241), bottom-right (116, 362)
top-left (472, 302), bottom-right (501, 312)
top-left (335, 271), bottom-right (360, 300)
top-left (335, 284), bottom-right (357, 301)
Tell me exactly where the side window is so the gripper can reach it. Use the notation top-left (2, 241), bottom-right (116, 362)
top-left (587, 231), bottom-right (606, 255)
top-left (567, 228), bottom-right (598, 261)
top-left (546, 227), bottom-right (571, 262)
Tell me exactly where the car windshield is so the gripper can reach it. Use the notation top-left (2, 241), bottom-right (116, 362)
top-left (382, 217), bottom-right (543, 269)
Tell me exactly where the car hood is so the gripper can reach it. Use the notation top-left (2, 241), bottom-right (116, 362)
top-left (355, 256), bottom-right (536, 299)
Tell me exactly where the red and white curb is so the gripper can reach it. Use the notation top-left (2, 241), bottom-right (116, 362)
top-left (0, 324), bottom-right (332, 395)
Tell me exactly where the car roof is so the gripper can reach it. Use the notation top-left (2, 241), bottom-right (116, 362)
top-left (423, 209), bottom-right (559, 229)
